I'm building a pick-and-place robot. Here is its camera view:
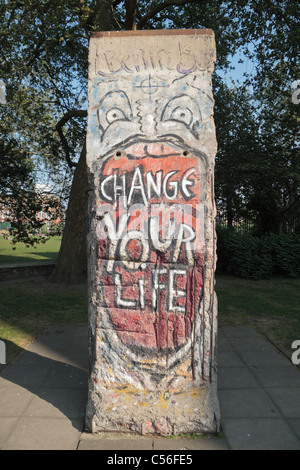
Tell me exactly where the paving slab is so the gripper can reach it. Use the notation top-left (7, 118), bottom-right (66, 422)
top-left (23, 387), bottom-right (87, 420)
top-left (153, 437), bottom-right (228, 450)
top-left (218, 367), bottom-right (260, 390)
top-left (78, 433), bottom-right (153, 450)
top-left (0, 324), bottom-right (300, 450)
top-left (221, 418), bottom-right (300, 450)
top-left (218, 336), bottom-right (235, 352)
top-left (218, 351), bottom-right (245, 368)
top-left (265, 387), bottom-right (300, 417)
top-left (218, 325), bottom-right (300, 450)
top-left (250, 365), bottom-right (300, 387)
top-left (238, 349), bottom-right (292, 368)
top-left (220, 326), bottom-right (260, 338)
top-left (227, 336), bottom-right (275, 352)
top-left (1, 417), bottom-right (83, 450)
top-left (287, 419), bottom-right (300, 441)
top-left (1, 357), bottom-right (53, 388)
top-left (0, 379), bottom-right (36, 416)
top-left (0, 417), bottom-right (19, 448)
top-left (43, 363), bottom-right (88, 389)
top-left (0, 326), bottom-right (88, 450)
top-left (78, 433), bottom-right (229, 451)
top-left (218, 388), bottom-right (281, 419)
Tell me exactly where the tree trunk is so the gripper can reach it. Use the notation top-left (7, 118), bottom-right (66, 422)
top-left (125, 0), bottom-right (138, 30)
top-left (50, 141), bottom-right (88, 284)
top-left (49, 0), bottom-right (152, 284)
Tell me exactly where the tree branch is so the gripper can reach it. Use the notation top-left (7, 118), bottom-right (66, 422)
top-left (56, 110), bottom-right (87, 169)
top-left (281, 195), bottom-right (300, 217)
top-left (86, 0), bottom-right (113, 31)
top-left (25, 34), bottom-right (46, 67)
top-left (137, 0), bottom-right (199, 29)
top-left (125, 0), bottom-right (138, 30)
top-left (112, 0), bottom-right (125, 7)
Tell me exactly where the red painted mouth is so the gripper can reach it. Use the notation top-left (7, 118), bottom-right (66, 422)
top-left (97, 142), bottom-right (204, 352)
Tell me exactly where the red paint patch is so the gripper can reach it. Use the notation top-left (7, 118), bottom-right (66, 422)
top-left (97, 142), bottom-right (204, 351)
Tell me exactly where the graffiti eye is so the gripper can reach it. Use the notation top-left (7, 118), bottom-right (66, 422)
top-left (169, 106), bottom-right (193, 127)
top-left (161, 94), bottom-right (201, 139)
top-left (106, 107), bottom-right (127, 124)
top-left (98, 91), bottom-right (133, 137)
top-left (161, 94), bottom-right (198, 130)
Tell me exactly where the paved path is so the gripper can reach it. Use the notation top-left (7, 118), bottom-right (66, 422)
top-left (0, 325), bottom-right (299, 450)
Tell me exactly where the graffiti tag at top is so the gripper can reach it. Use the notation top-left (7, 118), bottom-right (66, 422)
top-left (96, 42), bottom-right (214, 76)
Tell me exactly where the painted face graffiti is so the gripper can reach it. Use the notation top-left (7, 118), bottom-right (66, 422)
top-left (96, 142), bottom-right (205, 354)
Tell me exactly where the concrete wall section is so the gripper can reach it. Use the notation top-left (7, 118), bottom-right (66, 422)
top-left (86, 29), bottom-right (219, 435)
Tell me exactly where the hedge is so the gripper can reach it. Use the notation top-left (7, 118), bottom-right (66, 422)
top-left (216, 227), bottom-right (300, 279)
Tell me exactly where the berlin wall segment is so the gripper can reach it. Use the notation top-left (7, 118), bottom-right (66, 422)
top-left (85, 30), bottom-right (220, 436)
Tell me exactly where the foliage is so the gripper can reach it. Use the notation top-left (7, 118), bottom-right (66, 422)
top-left (268, 232), bottom-right (300, 278)
top-left (214, 81), bottom-right (261, 226)
top-left (0, 0), bottom-right (299, 280)
top-left (214, 0), bottom-right (299, 235)
top-left (0, 120), bottom-right (48, 245)
top-left (216, 226), bottom-right (300, 279)
top-left (0, 0), bottom-right (87, 245)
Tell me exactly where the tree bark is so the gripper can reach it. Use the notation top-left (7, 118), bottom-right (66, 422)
top-left (50, 1), bottom-right (113, 284)
top-left (125, 0), bottom-right (138, 30)
top-left (50, 140), bottom-right (88, 284)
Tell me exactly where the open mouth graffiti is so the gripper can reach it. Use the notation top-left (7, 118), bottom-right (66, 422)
top-left (96, 141), bottom-right (206, 358)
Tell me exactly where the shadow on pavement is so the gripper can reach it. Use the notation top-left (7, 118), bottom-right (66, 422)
top-left (0, 326), bottom-right (89, 432)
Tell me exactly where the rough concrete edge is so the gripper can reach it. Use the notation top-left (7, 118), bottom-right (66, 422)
top-left (92, 29), bottom-right (215, 38)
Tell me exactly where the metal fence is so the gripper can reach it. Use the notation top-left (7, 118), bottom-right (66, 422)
top-left (216, 202), bottom-right (300, 235)
top-left (216, 211), bottom-right (258, 234)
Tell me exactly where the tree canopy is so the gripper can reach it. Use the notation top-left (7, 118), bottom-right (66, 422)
top-left (1, 0), bottom-right (299, 280)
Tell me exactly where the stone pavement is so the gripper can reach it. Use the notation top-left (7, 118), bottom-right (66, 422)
top-left (0, 324), bottom-right (299, 450)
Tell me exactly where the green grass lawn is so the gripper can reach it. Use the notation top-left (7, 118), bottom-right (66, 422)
top-left (0, 273), bottom-right (299, 370)
top-left (0, 236), bottom-right (62, 264)
top-left (0, 278), bottom-right (87, 368)
top-left (216, 274), bottom-right (300, 359)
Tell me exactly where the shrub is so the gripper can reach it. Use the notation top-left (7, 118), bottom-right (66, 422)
top-left (269, 232), bottom-right (300, 277)
top-left (216, 227), bottom-right (300, 279)
top-left (226, 232), bottom-right (273, 279)
top-left (215, 225), bottom-right (232, 273)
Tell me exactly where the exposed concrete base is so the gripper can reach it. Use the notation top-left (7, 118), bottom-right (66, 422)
top-left (85, 295), bottom-right (220, 436)
top-left (85, 379), bottom-right (220, 435)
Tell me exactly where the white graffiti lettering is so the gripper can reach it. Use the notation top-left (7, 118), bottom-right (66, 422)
top-left (114, 267), bottom-right (187, 312)
top-left (100, 167), bottom-right (196, 205)
top-left (99, 208), bottom-right (201, 273)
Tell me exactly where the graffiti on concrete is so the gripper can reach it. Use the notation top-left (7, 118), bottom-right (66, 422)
top-left (86, 31), bottom-right (219, 435)
top-left (90, 67), bottom-right (212, 371)
top-left (96, 150), bottom-right (205, 356)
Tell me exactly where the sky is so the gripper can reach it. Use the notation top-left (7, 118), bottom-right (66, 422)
top-left (220, 44), bottom-right (257, 86)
